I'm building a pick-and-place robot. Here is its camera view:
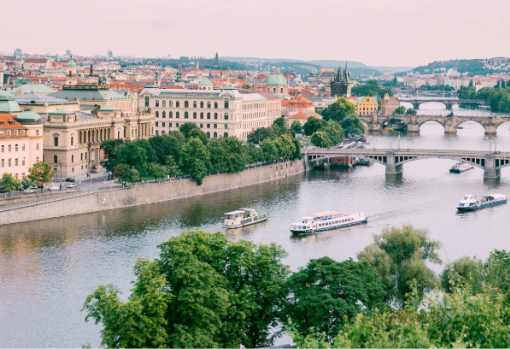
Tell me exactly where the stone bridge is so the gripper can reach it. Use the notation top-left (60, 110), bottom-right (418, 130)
top-left (359, 114), bottom-right (510, 135)
top-left (304, 147), bottom-right (510, 179)
top-left (399, 97), bottom-right (486, 110)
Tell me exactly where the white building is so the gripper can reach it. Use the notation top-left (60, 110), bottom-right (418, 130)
top-left (140, 87), bottom-right (281, 140)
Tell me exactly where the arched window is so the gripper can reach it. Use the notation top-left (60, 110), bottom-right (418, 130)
top-left (176, 112), bottom-right (180, 119)
top-left (214, 132), bottom-right (217, 138)
top-left (193, 112), bottom-right (197, 119)
top-left (280, 88), bottom-right (283, 93)
top-left (169, 100), bottom-right (173, 107)
top-left (162, 100), bottom-right (166, 107)
top-left (207, 112), bottom-right (211, 119)
top-left (224, 98), bottom-right (229, 109)
top-left (214, 101), bottom-right (218, 109)
top-left (184, 101), bottom-right (189, 108)
top-left (224, 132), bottom-right (228, 138)
top-left (200, 101), bottom-right (204, 108)
top-left (214, 113), bottom-right (218, 119)
top-left (145, 96), bottom-right (149, 107)
top-left (184, 112), bottom-right (189, 119)
top-left (176, 101), bottom-right (180, 108)
top-left (169, 111), bottom-right (173, 118)
top-left (54, 155), bottom-right (58, 164)
top-left (193, 101), bottom-right (197, 108)
top-left (207, 132), bottom-right (210, 138)
top-left (162, 111), bottom-right (166, 118)
top-left (155, 100), bottom-right (160, 107)
top-left (200, 112), bottom-right (204, 119)
top-left (155, 111), bottom-right (159, 118)
top-left (156, 130), bottom-right (159, 136)
top-left (162, 130), bottom-right (166, 135)
top-left (224, 113), bottom-right (228, 120)
top-left (207, 101), bottom-right (211, 108)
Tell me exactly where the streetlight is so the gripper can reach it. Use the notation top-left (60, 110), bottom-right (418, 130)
top-left (58, 161), bottom-right (62, 180)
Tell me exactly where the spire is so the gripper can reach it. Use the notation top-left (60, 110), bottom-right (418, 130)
top-left (336, 65), bottom-right (342, 82)
top-left (275, 64), bottom-right (281, 74)
top-left (343, 61), bottom-right (350, 82)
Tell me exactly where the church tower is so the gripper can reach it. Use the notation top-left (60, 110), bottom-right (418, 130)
top-left (330, 61), bottom-right (352, 98)
top-left (65, 57), bottom-right (77, 85)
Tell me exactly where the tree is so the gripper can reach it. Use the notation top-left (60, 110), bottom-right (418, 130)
top-left (20, 177), bottom-right (35, 190)
top-left (271, 117), bottom-right (288, 136)
top-left (405, 108), bottom-right (415, 115)
top-left (28, 161), bottom-right (54, 188)
top-left (245, 144), bottom-right (264, 164)
top-left (116, 141), bottom-right (148, 176)
top-left (208, 138), bottom-right (227, 173)
top-left (290, 120), bottom-right (303, 136)
top-left (275, 135), bottom-right (296, 160)
top-left (179, 122), bottom-right (200, 138)
top-left (113, 164), bottom-right (139, 184)
top-left (149, 163), bottom-right (169, 181)
top-left (303, 117), bottom-right (324, 136)
top-left (393, 106), bottom-right (407, 115)
top-left (165, 155), bottom-right (178, 177)
top-left (357, 225), bottom-right (441, 305)
top-left (219, 136), bottom-right (248, 173)
top-left (84, 230), bottom-right (290, 348)
top-left (321, 98), bottom-right (356, 123)
top-left (260, 139), bottom-right (279, 163)
top-left (340, 115), bottom-right (365, 135)
top-left (311, 131), bottom-right (333, 148)
top-left (179, 137), bottom-right (208, 185)
top-left (321, 120), bottom-right (345, 145)
top-left (247, 127), bottom-right (276, 145)
top-left (0, 173), bottom-right (21, 194)
top-left (283, 257), bottom-right (385, 342)
top-left (291, 138), bottom-right (302, 160)
top-left (100, 139), bottom-right (125, 172)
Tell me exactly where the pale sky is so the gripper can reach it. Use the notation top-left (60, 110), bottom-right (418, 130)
top-left (3, 0), bottom-right (508, 67)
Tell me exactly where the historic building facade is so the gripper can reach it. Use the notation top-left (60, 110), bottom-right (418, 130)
top-left (381, 93), bottom-right (401, 115)
top-left (141, 87), bottom-right (281, 140)
top-left (330, 63), bottom-right (352, 97)
top-left (266, 66), bottom-right (288, 98)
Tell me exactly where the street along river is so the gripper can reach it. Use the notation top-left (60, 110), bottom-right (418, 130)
top-left (2, 109), bottom-right (510, 346)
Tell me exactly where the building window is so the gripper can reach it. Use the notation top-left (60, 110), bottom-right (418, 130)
top-left (176, 123), bottom-right (179, 128)
top-left (184, 101), bottom-right (189, 108)
top-left (169, 111), bottom-right (173, 118)
top-left (0, 159), bottom-right (3, 167)
top-left (36, 130), bottom-right (39, 136)
top-left (8, 158), bottom-right (11, 167)
top-left (0, 145), bottom-right (3, 152)
top-left (207, 101), bottom-right (211, 108)
top-left (214, 101), bottom-right (219, 109)
top-left (14, 131), bottom-right (18, 137)
top-left (71, 137), bottom-right (74, 146)
top-left (214, 124), bottom-right (217, 129)
top-left (280, 88), bottom-right (283, 93)
top-left (21, 157), bottom-right (25, 165)
top-left (225, 124), bottom-right (228, 129)
top-left (224, 98), bottom-right (229, 109)
top-left (85, 153), bottom-right (87, 160)
top-left (200, 101), bottom-right (204, 108)
top-left (162, 100), bottom-right (166, 107)
top-left (224, 113), bottom-right (228, 120)
top-left (155, 100), bottom-right (160, 107)
top-left (145, 96), bottom-right (149, 107)
top-left (207, 124), bottom-right (210, 128)
top-left (54, 155), bottom-right (58, 164)
top-left (193, 101), bottom-right (197, 108)
top-left (200, 124), bottom-right (203, 128)
top-left (184, 112), bottom-right (189, 119)
top-left (15, 144), bottom-right (18, 152)
top-left (214, 113), bottom-right (218, 119)
top-left (207, 132), bottom-right (210, 138)
top-left (224, 132), bottom-right (228, 138)
top-left (156, 130), bottom-right (159, 136)
top-left (81, 153), bottom-right (83, 160)
top-left (200, 112), bottom-right (204, 119)
top-left (36, 156), bottom-right (39, 162)
top-left (169, 123), bottom-right (172, 128)
top-left (214, 132), bottom-right (217, 138)
top-left (8, 145), bottom-right (11, 152)
top-left (162, 122), bottom-right (166, 127)
top-left (162, 111), bottom-right (166, 118)
top-left (155, 122), bottom-right (159, 127)
top-left (193, 112), bottom-right (197, 119)
top-left (7, 131), bottom-right (11, 137)
top-left (176, 101), bottom-right (180, 108)
top-left (21, 130), bottom-right (25, 137)
top-left (176, 112), bottom-right (180, 119)
top-left (0, 131), bottom-right (3, 138)
top-left (169, 100), bottom-right (173, 107)
top-left (207, 112), bottom-right (211, 119)
top-left (156, 111), bottom-right (159, 118)
top-left (54, 137), bottom-right (58, 146)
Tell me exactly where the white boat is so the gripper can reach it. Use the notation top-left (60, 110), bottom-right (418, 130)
top-left (449, 162), bottom-right (474, 173)
top-left (457, 194), bottom-right (507, 212)
top-left (224, 208), bottom-right (268, 229)
top-left (290, 211), bottom-right (367, 234)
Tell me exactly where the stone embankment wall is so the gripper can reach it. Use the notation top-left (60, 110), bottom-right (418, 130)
top-left (0, 160), bottom-right (305, 225)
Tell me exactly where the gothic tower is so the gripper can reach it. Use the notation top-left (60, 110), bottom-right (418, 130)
top-left (330, 61), bottom-right (352, 97)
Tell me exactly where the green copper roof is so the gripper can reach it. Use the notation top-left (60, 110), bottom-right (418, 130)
top-left (0, 90), bottom-right (14, 98)
top-left (66, 59), bottom-right (76, 68)
top-left (0, 98), bottom-right (22, 113)
top-left (14, 84), bottom-right (55, 94)
top-left (267, 67), bottom-right (288, 86)
top-left (49, 108), bottom-right (74, 115)
top-left (51, 88), bottom-right (129, 101)
top-left (99, 106), bottom-right (121, 111)
top-left (198, 77), bottom-right (212, 85)
top-left (14, 110), bottom-right (42, 122)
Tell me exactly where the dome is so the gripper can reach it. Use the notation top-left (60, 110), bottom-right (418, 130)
top-left (198, 77), bottom-right (212, 86)
top-left (66, 59), bottom-right (76, 68)
top-left (0, 98), bottom-right (22, 113)
top-left (267, 67), bottom-right (288, 86)
top-left (14, 110), bottom-right (42, 124)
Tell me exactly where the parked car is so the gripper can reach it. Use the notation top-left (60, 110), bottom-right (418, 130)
top-left (48, 184), bottom-right (60, 191)
top-left (67, 183), bottom-right (77, 188)
top-left (65, 177), bottom-right (75, 182)
top-left (24, 188), bottom-right (37, 193)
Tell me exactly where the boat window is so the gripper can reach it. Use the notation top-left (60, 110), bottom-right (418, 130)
top-left (464, 196), bottom-right (470, 200)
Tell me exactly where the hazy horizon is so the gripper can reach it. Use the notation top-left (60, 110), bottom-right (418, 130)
top-left (4, 0), bottom-right (508, 67)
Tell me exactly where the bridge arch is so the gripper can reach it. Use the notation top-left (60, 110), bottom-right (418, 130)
top-left (455, 119), bottom-right (486, 132)
top-left (393, 156), bottom-right (485, 170)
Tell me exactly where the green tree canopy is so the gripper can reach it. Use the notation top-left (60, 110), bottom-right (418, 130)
top-left (100, 139), bottom-right (125, 172)
top-left (179, 137), bottom-right (209, 185)
top-left (260, 139), bottom-right (279, 163)
top-left (393, 106), bottom-right (407, 115)
top-left (290, 120), bottom-right (303, 136)
top-left (149, 163), bottom-right (169, 180)
top-left (322, 120), bottom-right (345, 145)
top-left (0, 173), bottom-right (21, 193)
top-left (271, 117), bottom-right (288, 136)
top-left (311, 131), bottom-right (333, 148)
top-left (303, 116), bottom-right (324, 136)
top-left (321, 97), bottom-right (357, 123)
top-left (340, 115), bottom-right (365, 135)
top-left (28, 161), bottom-right (54, 187)
top-left (219, 136), bottom-right (248, 173)
top-left (247, 127), bottom-right (276, 144)
top-left (114, 164), bottom-right (139, 183)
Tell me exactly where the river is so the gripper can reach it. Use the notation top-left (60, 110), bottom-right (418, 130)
top-left (2, 104), bottom-right (510, 347)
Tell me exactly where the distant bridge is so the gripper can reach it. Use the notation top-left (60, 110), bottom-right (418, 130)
top-left (398, 97), bottom-right (486, 110)
top-left (304, 147), bottom-right (510, 179)
top-left (359, 114), bottom-right (510, 135)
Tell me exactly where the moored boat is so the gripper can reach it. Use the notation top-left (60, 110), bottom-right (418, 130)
top-left (457, 194), bottom-right (507, 212)
top-left (290, 211), bottom-right (367, 234)
top-left (224, 208), bottom-right (268, 228)
top-left (449, 162), bottom-right (474, 173)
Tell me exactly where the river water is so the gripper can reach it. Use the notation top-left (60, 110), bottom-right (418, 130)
top-left (2, 104), bottom-right (510, 347)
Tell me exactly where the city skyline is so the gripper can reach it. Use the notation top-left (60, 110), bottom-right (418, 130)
top-left (4, 0), bottom-right (509, 67)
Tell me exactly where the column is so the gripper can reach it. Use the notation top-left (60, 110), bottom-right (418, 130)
top-left (385, 151), bottom-right (403, 175)
top-left (484, 154), bottom-right (501, 179)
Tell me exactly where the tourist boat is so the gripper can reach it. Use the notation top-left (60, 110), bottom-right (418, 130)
top-left (290, 211), bottom-right (367, 234)
top-left (224, 208), bottom-right (268, 229)
top-left (449, 162), bottom-right (474, 173)
top-left (457, 194), bottom-right (507, 212)
top-left (356, 158), bottom-right (373, 166)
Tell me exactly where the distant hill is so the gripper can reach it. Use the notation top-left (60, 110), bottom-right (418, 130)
top-left (220, 56), bottom-right (390, 77)
top-left (412, 58), bottom-right (510, 77)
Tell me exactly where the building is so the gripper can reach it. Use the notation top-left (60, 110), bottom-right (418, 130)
top-left (0, 98), bottom-right (43, 179)
top-left (42, 106), bottom-right (155, 178)
top-left (356, 96), bottom-right (378, 115)
top-left (13, 92), bottom-right (80, 114)
top-left (140, 87), bottom-right (281, 140)
top-left (286, 111), bottom-right (322, 127)
top-left (266, 66), bottom-right (288, 98)
top-left (330, 63), bottom-right (352, 97)
top-left (381, 94), bottom-right (400, 115)
top-left (317, 69), bottom-right (336, 84)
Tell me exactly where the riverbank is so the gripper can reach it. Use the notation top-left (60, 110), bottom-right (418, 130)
top-left (0, 160), bottom-right (305, 225)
